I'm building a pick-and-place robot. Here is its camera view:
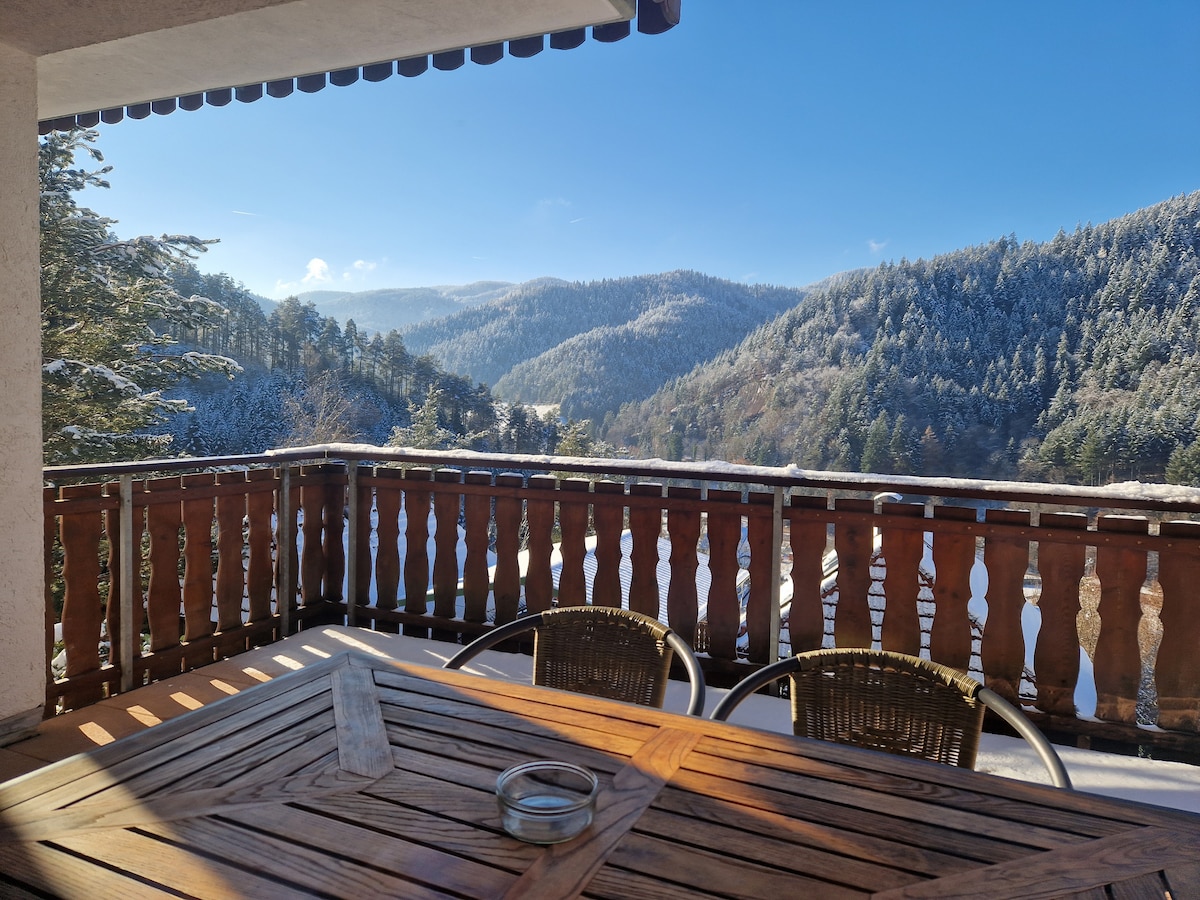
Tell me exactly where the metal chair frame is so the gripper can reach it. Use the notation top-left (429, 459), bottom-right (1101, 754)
top-left (444, 605), bottom-right (706, 717)
top-left (711, 648), bottom-right (1072, 788)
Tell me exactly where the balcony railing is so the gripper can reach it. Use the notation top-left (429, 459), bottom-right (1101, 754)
top-left (43, 446), bottom-right (1200, 758)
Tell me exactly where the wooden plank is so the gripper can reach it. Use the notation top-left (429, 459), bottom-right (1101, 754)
top-left (705, 490), bottom-right (743, 659)
top-left (373, 467), bottom-right (402, 614)
top-left (607, 830), bottom-right (863, 900)
top-left (1162, 859), bottom-right (1200, 898)
top-left (322, 469), bottom-right (346, 601)
top-left (1034, 513), bottom-right (1088, 716)
top-left (833, 497), bottom-right (874, 648)
top-left (665, 761), bottom-right (1048, 865)
top-left (525, 474), bottom-right (557, 613)
top-left (1155, 520), bottom-right (1200, 731)
top-left (245, 468), bottom-right (277, 622)
top-left (870, 826), bottom-right (1200, 900)
top-left (0, 839), bottom-right (200, 899)
top-left (493, 472), bottom-right (524, 623)
top-left (591, 481), bottom-right (625, 608)
top-left (980, 508), bottom-right (1031, 704)
top-left (787, 495), bottom-right (829, 652)
top-left (0, 656), bottom-right (344, 812)
top-left (345, 770), bottom-right (543, 869)
top-left (647, 786), bottom-right (977, 879)
top-left (678, 743), bottom-right (1118, 847)
top-left (53, 825), bottom-right (306, 899)
top-left (59, 483), bottom-right (105, 682)
top-left (666, 486), bottom-right (702, 646)
top-left (332, 662), bottom-right (392, 778)
top-left (1093, 515), bottom-right (1149, 724)
top-left (880, 501), bottom-right (925, 656)
top-left (215, 471), bottom-right (248, 631)
top-left (929, 505), bottom-right (976, 670)
top-left (431, 468), bottom-right (463, 619)
top-left (221, 800), bottom-right (515, 898)
top-left (401, 468), bottom-right (432, 620)
top-left (558, 478), bottom-right (592, 607)
top-left (300, 474), bottom-right (326, 605)
top-left (744, 489), bottom-right (776, 663)
top-left (630, 804), bottom-right (922, 891)
top-left (503, 726), bottom-right (700, 899)
top-left (462, 470), bottom-right (494, 622)
top-left (627, 482), bottom-right (663, 618)
top-left (181, 472), bottom-right (217, 642)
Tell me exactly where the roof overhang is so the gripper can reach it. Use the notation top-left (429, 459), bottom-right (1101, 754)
top-left (12, 0), bottom-right (679, 133)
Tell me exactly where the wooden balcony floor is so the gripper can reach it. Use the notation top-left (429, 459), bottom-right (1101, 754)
top-left (3, 626), bottom-right (1198, 816)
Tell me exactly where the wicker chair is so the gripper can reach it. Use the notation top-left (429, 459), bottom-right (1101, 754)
top-left (711, 648), bottom-right (1071, 788)
top-left (444, 606), bottom-right (706, 716)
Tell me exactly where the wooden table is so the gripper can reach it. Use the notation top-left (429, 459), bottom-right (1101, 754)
top-left (2, 651), bottom-right (1198, 899)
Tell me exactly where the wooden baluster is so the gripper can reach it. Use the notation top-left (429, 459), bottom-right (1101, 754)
top-left (1093, 514), bottom-right (1149, 725)
top-left (524, 474), bottom-right (556, 614)
top-left (104, 480), bottom-right (144, 678)
top-left (402, 468), bottom-right (433, 635)
top-left (492, 473), bottom-right (524, 624)
top-left (981, 508), bottom-right (1032, 704)
top-left (181, 473), bottom-right (216, 644)
top-left (145, 477), bottom-right (182, 654)
top-left (322, 466), bottom-right (346, 602)
top-left (299, 468), bottom-right (326, 607)
top-left (929, 505), bottom-right (976, 670)
top-left (278, 466), bottom-right (301, 627)
top-left (745, 490), bottom-right (775, 664)
top-left (666, 486), bottom-right (701, 647)
top-left (59, 484), bottom-right (104, 691)
top-left (373, 468), bottom-right (402, 623)
top-left (787, 496), bottom-right (828, 653)
top-left (1034, 513), bottom-right (1088, 716)
top-left (431, 469), bottom-right (463, 625)
top-left (879, 501), bottom-right (925, 657)
top-left (461, 471), bottom-right (493, 623)
top-left (590, 480), bottom-right (624, 608)
top-left (557, 478), bottom-right (591, 607)
top-left (245, 469), bottom-right (275, 623)
top-left (44, 486), bottom-right (59, 695)
top-left (628, 483), bottom-right (662, 618)
top-left (706, 489), bottom-right (742, 660)
top-left (214, 472), bottom-right (245, 632)
top-left (1156, 520), bottom-right (1200, 732)
top-left (832, 498), bottom-right (874, 649)
top-left (352, 467), bottom-right (373, 609)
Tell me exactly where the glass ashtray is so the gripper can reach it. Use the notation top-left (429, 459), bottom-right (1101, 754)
top-left (496, 760), bottom-right (599, 844)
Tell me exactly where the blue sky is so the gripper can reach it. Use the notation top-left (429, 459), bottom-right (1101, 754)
top-left (84, 1), bottom-right (1200, 300)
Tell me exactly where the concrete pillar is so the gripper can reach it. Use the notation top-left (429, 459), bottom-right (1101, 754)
top-left (0, 40), bottom-right (47, 743)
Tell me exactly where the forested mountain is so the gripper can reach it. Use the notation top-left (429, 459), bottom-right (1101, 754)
top-left (289, 281), bottom-right (513, 333)
top-left (603, 192), bottom-right (1200, 485)
top-left (401, 271), bottom-right (805, 422)
top-left (161, 269), bottom-right (587, 459)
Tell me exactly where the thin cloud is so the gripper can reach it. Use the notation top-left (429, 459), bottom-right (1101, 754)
top-left (231, 209), bottom-right (259, 217)
top-left (868, 239), bottom-right (889, 254)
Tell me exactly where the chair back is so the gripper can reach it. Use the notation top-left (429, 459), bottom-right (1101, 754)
top-left (711, 647), bottom-right (1072, 787)
top-left (788, 648), bottom-right (984, 768)
top-left (533, 606), bottom-right (673, 708)
top-left (444, 605), bottom-right (707, 715)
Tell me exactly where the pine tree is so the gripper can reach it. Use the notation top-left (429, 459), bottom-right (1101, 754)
top-left (40, 129), bottom-right (241, 464)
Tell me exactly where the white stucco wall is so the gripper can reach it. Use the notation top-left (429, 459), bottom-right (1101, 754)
top-left (0, 40), bottom-right (47, 742)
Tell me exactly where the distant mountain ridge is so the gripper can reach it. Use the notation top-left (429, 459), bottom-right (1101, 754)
top-left (398, 270), bottom-right (807, 423)
top-left (264, 281), bottom-right (515, 333)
